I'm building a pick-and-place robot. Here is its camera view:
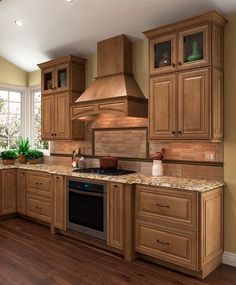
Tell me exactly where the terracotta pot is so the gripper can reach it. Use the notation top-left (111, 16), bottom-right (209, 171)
top-left (28, 157), bottom-right (43, 164)
top-left (100, 156), bottom-right (118, 170)
top-left (18, 154), bottom-right (28, 164)
top-left (2, 159), bottom-right (15, 165)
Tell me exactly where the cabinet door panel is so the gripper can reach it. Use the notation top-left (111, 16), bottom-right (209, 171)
top-left (17, 169), bottom-right (26, 214)
top-left (2, 169), bottom-right (16, 214)
top-left (41, 94), bottom-right (55, 140)
top-left (53, 175), bottom-right (65, 230)
top-left (41, 67), bottom-right (54, 94)
top-left (55, 63), bottom-right (70, 92)
top-left (179, 68), bottom-right (210, 139)
top-left (150, 34), bottom-right (177, 75)
top-left (54, 93), bottom-right (70, 139)
top-left (107, 183), bottom-right (124, 250)
top-left (149, 74), bottom-right (177, 139)
top-left (178, 25), bottom-right (209, 70)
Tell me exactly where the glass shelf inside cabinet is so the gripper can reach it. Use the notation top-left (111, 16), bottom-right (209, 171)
top-left (58, 69), bottom-right (67, 88)
top-left (184, 32), bottom-right (203, 63)
top-left (154, 41), bottom-right (171, 68)
top-left (44, 72), bottom-right (52, 91)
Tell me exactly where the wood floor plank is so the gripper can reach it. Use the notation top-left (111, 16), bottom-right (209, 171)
top-left (0, 218), bottom-right (236, 285)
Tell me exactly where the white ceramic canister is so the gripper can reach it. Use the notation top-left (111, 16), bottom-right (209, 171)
top-left (152, 160), bottom-right (163, 176)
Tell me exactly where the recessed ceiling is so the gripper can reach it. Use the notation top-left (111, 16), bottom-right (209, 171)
top-left (0, 0), bottom-right (235, 72)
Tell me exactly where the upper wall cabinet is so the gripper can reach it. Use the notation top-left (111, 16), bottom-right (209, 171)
top-left (38, 55), bottom-right (86, 140)
top-left (144, 11), bottom-right (227, 141)
top-left (150, 25), bottom-right (210, 75)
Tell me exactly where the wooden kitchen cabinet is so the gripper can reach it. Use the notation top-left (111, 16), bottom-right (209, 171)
top-left (38, 55), bottom-right (86, 140)
top-left (17, 169), bottom-right (27, 214)
top-left (145, 11), bottom-right (226, 141)
top-left (53, 175), bottom-right (65, 230)
top-left (150, 68), bottom-right (210, 140)
top-left (26, 171), bottom-right (52, 223)
top-left (0, 169), bottom-right (16, 215)
top-left (107, 183), bottom-right (124, 250)
top-left (149, 74), bottom-right (177, 139)
top-left (135, 185), bottom-right (223, 278)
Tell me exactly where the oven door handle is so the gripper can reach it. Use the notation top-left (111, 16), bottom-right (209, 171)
top-left (68, 188), bottom-right (105, 198)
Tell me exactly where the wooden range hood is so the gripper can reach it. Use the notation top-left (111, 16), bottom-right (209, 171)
top-left (71, 35), bottom-right (148, 120)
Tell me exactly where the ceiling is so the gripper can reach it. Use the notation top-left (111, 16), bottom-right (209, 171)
top-left (0, 0), bottom-right (235, 72)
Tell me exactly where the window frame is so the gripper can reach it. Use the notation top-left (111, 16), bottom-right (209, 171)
top-left (29, 86), bottom-right (50, 155)
top-left (0, 83), bottom-right (25, 149)
top-left (0, 83), bottom-right (49, 155)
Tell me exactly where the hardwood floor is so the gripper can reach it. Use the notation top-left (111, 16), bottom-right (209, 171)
top-left (0, 218), bottom-right (235, 285)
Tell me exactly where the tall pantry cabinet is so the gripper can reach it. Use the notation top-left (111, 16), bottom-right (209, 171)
top-left (38, 55), bottom-right (86, 140)
top-left (144, 11), bottom-right (227, 141)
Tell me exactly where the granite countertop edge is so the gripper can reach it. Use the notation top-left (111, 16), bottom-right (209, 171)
top-left (0, 164), bottom-right (224, 192)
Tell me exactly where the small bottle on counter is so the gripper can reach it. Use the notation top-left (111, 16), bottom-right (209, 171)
top-left (76, 147), bottom-right (85, 169)
top-left (72, 151), bottom-right (77, 168)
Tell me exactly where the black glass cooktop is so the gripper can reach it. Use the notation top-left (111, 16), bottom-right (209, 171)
top-left (73, 168), bottom-right (136, 176)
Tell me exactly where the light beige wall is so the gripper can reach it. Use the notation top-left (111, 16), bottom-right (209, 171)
top-left (0, 56), bottom-right (27, 86)
top-left (28, 70), bottom-right (41, 86)
top-left (132, 39), bottom-right (149, 98)
top-left (224, 13), bottom-right (236, 254)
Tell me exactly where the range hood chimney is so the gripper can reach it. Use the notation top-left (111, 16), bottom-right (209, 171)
top-left (71, 34), bottom-right (148, 120)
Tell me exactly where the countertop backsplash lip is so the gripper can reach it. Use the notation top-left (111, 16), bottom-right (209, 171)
top-left (0, 163), bottom-right (224, 192)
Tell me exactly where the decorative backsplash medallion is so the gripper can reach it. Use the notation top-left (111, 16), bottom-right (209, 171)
top-left (92, 127), bottom-right (148, 159)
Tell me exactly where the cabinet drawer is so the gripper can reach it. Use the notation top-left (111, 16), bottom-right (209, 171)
top-left (135, 221), bottom-right (197, 270)
top-left (26, 195), bottom-right (51, 222)
top-left (136, 186), bottom-right (198, 229)
top-left (27, 171), bottom-right (51, 193)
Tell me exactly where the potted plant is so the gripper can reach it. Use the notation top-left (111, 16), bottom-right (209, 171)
top-left (16, 137), bottom-right (30, 164)
top-left (27, 149), bottom-right (44, 164)
top-left (1, 149), bottom-right (18, 165)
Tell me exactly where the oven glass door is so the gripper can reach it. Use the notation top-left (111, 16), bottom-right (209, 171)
top-left (68, 188), bottom-right (106, 240)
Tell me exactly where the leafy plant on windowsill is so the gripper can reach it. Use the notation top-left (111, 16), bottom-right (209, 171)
top-left (1, 149), bottom-right (18, 165)
top-left (16, 137), bottom-right (31, 164)
top-left (27, 149), bottom-right (44, 164)
top-left (17, 137), bottom-right (30, 155)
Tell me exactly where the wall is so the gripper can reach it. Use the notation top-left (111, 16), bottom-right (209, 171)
top-left (28, 70), bottom-right (41, 87)
top-left (0, 56), bottom-right (27, 86)
top-left (224, 13), bottom-right (236, 254)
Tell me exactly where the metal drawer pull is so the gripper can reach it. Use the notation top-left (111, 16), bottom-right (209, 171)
top-left (156, 239), bottom-right (170, 246)
top-left (156, 203), bottom-right (170, 208)
top-left (35, 182), bottom-right (42, 185)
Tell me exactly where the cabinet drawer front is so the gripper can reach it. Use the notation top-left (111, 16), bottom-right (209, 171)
top-left (27, 172), bottom-right (51, 192)
top-left (135, 222), bottom-right (197, 270)
top-left (26, 195), bottom-right (51, 222)
top-left (136, 186), bottom-right (197, 229)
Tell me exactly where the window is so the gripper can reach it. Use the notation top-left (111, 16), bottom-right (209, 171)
top-left (0, 89), bottom-right (22, 149)
top-left (32, 90), bottom-right (48, 151)
top-left (0, 85), bottom-right (49, 153)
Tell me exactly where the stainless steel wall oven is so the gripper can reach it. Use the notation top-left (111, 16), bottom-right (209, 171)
top-left (67, 178), bottom-right (107, 241)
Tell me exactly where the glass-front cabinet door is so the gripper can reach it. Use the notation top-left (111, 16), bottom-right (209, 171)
top-left (178, 25), bottom-right (209, 69)
top-left (41, 67), bottom-right (54, 94)
top-left (55, 63), bottom-right (70, 92)
top-left (150, 34), bottom-right (176, 75)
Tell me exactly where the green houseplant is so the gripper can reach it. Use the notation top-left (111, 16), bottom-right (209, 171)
top-left (16, 137), bottom-right (30, 164)
top-left (27, 149), bottom-right (44, 164)
top-left (1, 149), bottom-right (18, 165)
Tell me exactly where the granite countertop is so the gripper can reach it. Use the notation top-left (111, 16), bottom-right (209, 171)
top-left (0, 163), bottom-right (224, 192)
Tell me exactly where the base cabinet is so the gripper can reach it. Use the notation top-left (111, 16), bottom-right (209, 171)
top-left (107, 183), bottom-right (124, 250)
top-left (26, 171), bottom-right (52, 223)
top-left (17, 169), bottom-right (27, 214)
top-left (53, 175), bottom-right (65, 230)
top-left (135, 185), bottom-right (223, 278)
top-left (0, 169), bottom-right (16, 215)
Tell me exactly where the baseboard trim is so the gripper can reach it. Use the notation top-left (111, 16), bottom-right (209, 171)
top-left (222, 251), bottom-right (236, 267)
